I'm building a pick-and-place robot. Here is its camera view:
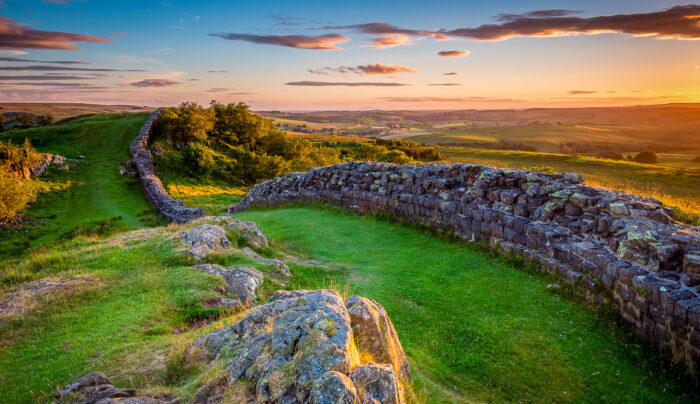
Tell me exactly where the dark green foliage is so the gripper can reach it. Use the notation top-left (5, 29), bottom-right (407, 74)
top-left (155, 102), bottom-right (420, 186)
top-left (633, 151), bottom-right (658, 164)
top-left (15, 114), bottom-right (36, 129)
top-left (598, 152), bottom-right (626, 161)
top-left (37, 113), bottom-right (54, 126)
top-left (0, 113), bottom-right (5, 131)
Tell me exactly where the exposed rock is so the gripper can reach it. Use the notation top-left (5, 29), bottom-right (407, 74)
top-left (351, 364), bottom-right (402, 404)
top-left (345, 296), bottom-right (411, 381)
top-left (194, 264), bottom-right (263, 305)
top-left (241, 247), bottom-right (291, 277)
top-left (684, 252), bottom-right (700, 275)
top-left (55, 371), bottom-right (178, 404)
top-left (179, 225), bottom-right (231, 261)
top-left (191, 289), bottom-right (408, 403)
top-left (0, 277), bottom-right (99, 320)
top-left (609, 202), bottom-right (630, 217)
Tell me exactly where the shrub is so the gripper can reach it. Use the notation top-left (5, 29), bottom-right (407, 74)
top-left (15, 114), bottom-right (36, 129)
top-left (632, 151), bottom-right (658, 164)
top-left (598, 152), bottom-right (625, 161)
top-left (37, 113), bottom-right (54, 126)
top-left (0, 171), bottom-right (34, 221)
top-left (159, 102), bottom-right (215, 146)
top-left (182, 142), bottom-right (216, 177)
top-left (0, 113), bottom-right (5, 132)
top-left (379, 149), bottom-right (412, 164)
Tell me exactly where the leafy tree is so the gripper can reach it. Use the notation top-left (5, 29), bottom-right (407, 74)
top-left (159, 102), bottom-right (214, 146)
top-left (16, 114), bottom-right (36, 129)
top-left (259, 131), bottom-right (312, 159)
top-left (37, 113), bottom-right (54, 126)
top-left (632, 151), bottom-right (658, 164)
top-left (0, 113), bottom-right (5, 132)
top-left (209, 101), bottom-right (276, 150)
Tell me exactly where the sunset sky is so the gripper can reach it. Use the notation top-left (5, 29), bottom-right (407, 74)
top-left (1, 0), bottom-right (700, 110)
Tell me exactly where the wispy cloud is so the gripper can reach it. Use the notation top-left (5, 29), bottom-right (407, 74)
top-left (0, 65), bottom-right (147, 72)
top-left (444, 72), bottom-right (459, 76)
top-left (495, 9), bottom-right (583, 22)
top-left (0, 75), bottom-right (96, 80)
top-left (210, 32), bottom-right (350, 50)
top-left (307, 63), bottom-right (416, 76)
top-left (324, 22), bottom-right (445, 49)
top-left (286, 81), bottom-right (409, 87)
top-left (0, 82), bottom-right (105, 88)
top-left (438, 50), bottom-right (470, 57)
top-left (207, 70), bottom-right (230, 73)
top-left (129, 78), bottom-right (181, 87)
top-left (0, 56), bottom-right (88, 64)
top-left (568, 90), bottom-right (597, 94)
top-left (428, 83), bottom-right (461, 86)
top-left (0, 16), bottom-right (110, 50)
top-left (446, 5), bottom-right (700, 41)
top-left (206, 87), bottom-right (235, 92)
top-left (378, 96), bottom-right (525, 103)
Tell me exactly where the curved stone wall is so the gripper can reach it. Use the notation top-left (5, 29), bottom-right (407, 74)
top-left (130, 109), bottom-right (205, 224)
top-left (230, 161), bottom-right (700, 373)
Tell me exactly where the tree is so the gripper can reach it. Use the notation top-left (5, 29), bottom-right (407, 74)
top-left (209, 101), bottom-right (276, 150)
top-left (0, 171), bottom-right (34, 221)
top-left (16, 114), bottom-right (36, 129)
top-left (37, 113), bottom-right (54, 126)
top-left (632, 151), bottom-right (658, 164)
top-left (159, 102), bottom-right (214, 146)
top-left (0, 113), bottom-right (5, 132)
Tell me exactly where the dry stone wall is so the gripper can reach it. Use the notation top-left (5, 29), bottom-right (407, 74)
top-left (230, 161), bottom-right (700, 373)
top-left (130, 109), bottom-right (204, 224)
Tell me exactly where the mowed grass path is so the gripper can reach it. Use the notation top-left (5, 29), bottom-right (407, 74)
top-left (0, 113), bottom-right (162, 259)
top-left (236, 207), bottom-right (697, 404)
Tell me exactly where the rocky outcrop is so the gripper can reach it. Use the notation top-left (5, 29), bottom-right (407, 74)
top-left (190, 289), bottom-right (410, 403)
top-left (179, 224), bottom-right (232, 261)
top-left (130, 109), bottom-right (204, 224)
top-left (55, 372), bottom-right (178, 403)
top-left (230, 161), bottom-right (700, 373)
top-left (194, 264), bottom-right (263, 306)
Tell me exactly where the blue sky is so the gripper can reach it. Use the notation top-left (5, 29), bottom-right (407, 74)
top-left (1, 0), bottom-right (699, 109)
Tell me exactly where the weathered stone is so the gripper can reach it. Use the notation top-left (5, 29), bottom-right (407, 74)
top-left (191, 290), bottom-right (409, 403)
top-left (684, 252), bottom-right (700, 275)
top-left (345, 296), bottom-right (411, 381)
top-left (350, 364), bottom-right (402, 404)
top-left (610, 202), bottom-right (630, 217)
top-left (55, 372), bottom-right (176, 403)
top-left (194, 264), bottom-right (263, 305)
top-left (179, 225), bottom-right (231, 261)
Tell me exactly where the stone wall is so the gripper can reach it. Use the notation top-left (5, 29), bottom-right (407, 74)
top-left (230, 161), bottom-right (700, 373)
top-left (130, 109), bottom-right (205, 224)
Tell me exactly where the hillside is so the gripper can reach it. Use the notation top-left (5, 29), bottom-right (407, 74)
top-left (1, 112), bottom-right (699, 403)
top-left (0, 103), bottom-right (152, 121)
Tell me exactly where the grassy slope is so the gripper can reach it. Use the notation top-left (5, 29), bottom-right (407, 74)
top-left (0, 113), bottom-right (163, 260)
top-left (237, 207), bottom-right (698, 404)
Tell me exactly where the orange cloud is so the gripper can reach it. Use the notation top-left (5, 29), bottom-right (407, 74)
top-left (129, 79), bottom-right (181, 87)
top-left (439, 50), bottom-right (470, 57)
top-left (568, 90), bottom-right (597, 95)
top-left (286, 81), bottom-right (408, 87)
top-left (447, 5), bottom-right (700, 41)
top-left (0, 17), bottom-right (110, 50)
top-left (309, 63), bottom-right (416, 76)
top-left (210, 32), bottom-right (349, 50)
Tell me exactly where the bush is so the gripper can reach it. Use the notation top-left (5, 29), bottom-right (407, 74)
top-left (598, 152), bottom-right (625, 161)
top-left (181, 142), bottom-right (216, 177)
top-left (37, 113), bottom-right (54, 126)
top-left (0, 171), bottom-right (34, 221)
top-left (632, 151), bottom-right (658, 164)
top-left (159, 102), bottom-right (214, 146)
top-left (15, 114), bottom-right (36, 129)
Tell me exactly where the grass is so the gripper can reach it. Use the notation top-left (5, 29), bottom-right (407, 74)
top-left (234, 206), bottom-right (698, 404)
top-left (0, 113), bottom-right (165, 259)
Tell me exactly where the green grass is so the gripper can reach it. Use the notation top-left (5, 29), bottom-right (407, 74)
top-left (235, 207), bottom-right (698, 404)
top-left (0, 113), bottom-right (164, 259)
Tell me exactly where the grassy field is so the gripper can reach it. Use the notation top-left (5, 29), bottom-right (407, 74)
top-left (235, 207), bottom-right (697, 403)
top-left (0, 113), bottom-right (163, 260)
top-left (0, 103), bottom-right (152, 121)
top-left (1, 207), bottom-right (697, 403)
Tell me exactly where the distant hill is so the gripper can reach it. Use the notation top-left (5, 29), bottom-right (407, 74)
top-left (0, 103), bottom-right (153, 120)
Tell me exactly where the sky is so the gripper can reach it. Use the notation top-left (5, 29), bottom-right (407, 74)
top-left (1, 0), bottom-right (700, 110)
